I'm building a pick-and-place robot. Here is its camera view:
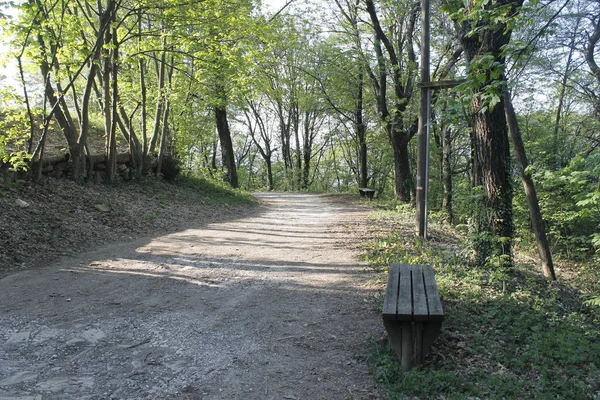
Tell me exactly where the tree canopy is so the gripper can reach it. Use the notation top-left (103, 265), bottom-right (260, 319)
top-left (1, 0), bottom-right (600, 273)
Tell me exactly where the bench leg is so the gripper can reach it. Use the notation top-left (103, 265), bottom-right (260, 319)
top-left (383, 320), bottom-right (403, 364)
top-left (384, 320), bottom-right (415, 371)
top-left (401, 322), bottom-right (414, 370)
top-left (422, 322), bottom-right (442, 358)
top-left (384, 321), bottom-right (441, 371)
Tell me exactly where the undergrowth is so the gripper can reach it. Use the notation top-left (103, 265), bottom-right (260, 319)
top-left (176, 176), bottom-right (255, 205)
top-left (363, 204), bottom-right (600, 399)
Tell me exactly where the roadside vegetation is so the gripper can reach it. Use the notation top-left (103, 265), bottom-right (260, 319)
top-left (363, 203), bottom-right (600, 399)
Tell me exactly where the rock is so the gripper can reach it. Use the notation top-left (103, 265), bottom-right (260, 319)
top-left (0, 371), bottom-right (38, 386)
top-left (95, 171), bottom-right (104, 184)
top-left (116, 153), bottom-right (131, 163)
top-left (94, 203), bottom-right (111, 213)
top-left (15, 199), bottom-right (29, 208)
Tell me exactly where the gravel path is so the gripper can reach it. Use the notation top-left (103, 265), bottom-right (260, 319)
top-left (0, 193), bottom-right (383, 400)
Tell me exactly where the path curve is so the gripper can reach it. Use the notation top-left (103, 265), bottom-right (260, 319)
top-left (0, 193), bottom-right (382, 399)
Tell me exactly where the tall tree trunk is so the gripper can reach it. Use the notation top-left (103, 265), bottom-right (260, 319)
top-left (452, 0), bottom-right (524, 267)
top-left (356, 69), bottom-right (368, 188)
top-left (470, 92), bottom-right (514, 264)
top-left (103, 22), bottom-right (118, 182)
top-left (138, 10), bottom-right (148, 178)
top-left (211, 134), bottom-right (218, 173)
top-left (391, 132), bottom-right (413, 202)
top-left (553, 21), bottom-right (578, 170)
top-left (156, 57), bottom-right (174, 176)
top-left (505, 91), bottom-right (556, 280)
top-left (215, 106), bottom-right (239, 188)
top-left (442, 124), bottom-right (454, 224)
top-left (292, 102), bottom-right (301, 188)
top-left (365, 0), bottom-right (417, 202)
top-left (266, 156), bottom-right (274, 191)
top-left (156, 101), bottom-right (170, 176)
top-left (149, 36), bottom-right (167, 155)
top-left (302, 111), bottom-right (312, 189)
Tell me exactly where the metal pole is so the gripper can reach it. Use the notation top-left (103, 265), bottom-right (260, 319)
top-left (416, 0), bottom-right (431, 239)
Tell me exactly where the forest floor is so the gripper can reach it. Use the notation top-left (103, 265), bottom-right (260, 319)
top-left (0, 179), bottom-right (383, 399)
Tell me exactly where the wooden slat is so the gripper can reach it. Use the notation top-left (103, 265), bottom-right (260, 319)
top-left (412, 266), bottom-right (429, 321)
top-left (423, 265), bottom-right (445, 322)
top-left (382, 264), bottom-right (400, 321)
top-left (397, 264), bottom-right (413, 321)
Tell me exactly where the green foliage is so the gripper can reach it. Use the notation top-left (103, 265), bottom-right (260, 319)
top-left (515, 154), bottom-right (600, 257)
top-left (455, 54), bottom-right (507, 113)
top-left (0, 98), bottom-right (33, 172)
top-left (364, 208), bottom-right (600, 399)
top-left (585, 296), bottom-right (600, 308)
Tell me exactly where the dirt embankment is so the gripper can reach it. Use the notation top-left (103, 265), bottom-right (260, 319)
top-left (0, 178), bottom-right (253, 278)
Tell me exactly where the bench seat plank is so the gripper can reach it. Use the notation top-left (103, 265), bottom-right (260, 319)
top-left (423, 265), bottom-right (444, 322)
top-left (397, 264), bottom-right (413, 321)
top-left (411, 266), bottom-right (429, 322)
top-left (382, 264), bottom-right (400, 321)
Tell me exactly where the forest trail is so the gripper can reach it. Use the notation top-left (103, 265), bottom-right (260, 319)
top-left (0, 193), bottom-right (382, 399)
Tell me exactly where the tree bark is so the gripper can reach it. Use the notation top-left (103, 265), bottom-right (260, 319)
top-left (138, 10), bottom-right (148, 178)
top-left (365, 0), bottom-right (418, 202)
top-left (149, 36), bottom-right (167, 155)
top-left (504, 91), bottom-right (556, 280)
top-left (356, 69), bottom-right (368, 188)
top-left (215, 106), bottom-right (239, 188)
top-left (442, 124), bottom-right (454, 223)
top-left (452, 0), bottom-right (524, 266)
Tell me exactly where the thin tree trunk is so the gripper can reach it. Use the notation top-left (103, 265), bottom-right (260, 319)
top-left (442, 124), bottom-right (454, 224)
top-left (156, 58), bottom-right (174, 176)
top-left (211, 134), bottom-right (218, 172)
top-left (149, 36), bottom-right (167, 155)
top-left (302, 111), bottom-right (313, 189)
top-left (215, 106), bottom-right (238, 188)
top-left (103, 22), bottom-right (116, 182)
top-left (357, 69), bottom-right (367, 188)
top-left (109, 27), bottom-right (118, 181)
top-left (156, 102), bottom-right (169, 176)
top-left (138, 10), bottom-right (148, 177)
top-left (293, 102), bottom-right (301, 188)
top-left (505, 90), bottom-right (556, 280)
top-left (553, 24), bottom-right (578, 169)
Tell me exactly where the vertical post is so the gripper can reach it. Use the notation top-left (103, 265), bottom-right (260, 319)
top-left (416, 0), bottom-right (431, 239)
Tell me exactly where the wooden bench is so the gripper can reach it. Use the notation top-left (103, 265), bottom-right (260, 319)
top-left (382, 263), bottom-right (444, 370)
top-left (358, 187), bottom-right (375, 200)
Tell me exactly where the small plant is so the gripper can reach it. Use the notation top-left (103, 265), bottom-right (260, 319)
top-left (143, 211), bottom-right (157, 220)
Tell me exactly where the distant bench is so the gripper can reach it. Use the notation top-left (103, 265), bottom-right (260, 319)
top-left (358, 187), bottom-right (375, 200)
top-left (382, 264), bottom-right (444, 370)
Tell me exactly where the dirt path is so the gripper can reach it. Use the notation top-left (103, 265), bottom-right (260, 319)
top-left (0, 193), bottom-right (383, 400)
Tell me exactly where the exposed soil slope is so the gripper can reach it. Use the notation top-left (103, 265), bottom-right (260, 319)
top-left (0, 178), bottom-right (251, 278)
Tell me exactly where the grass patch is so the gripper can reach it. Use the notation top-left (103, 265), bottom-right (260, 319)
top-left (176, 176), bottom-right (256, 205)
top-left (363, 205), bottom-right (600, 399)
